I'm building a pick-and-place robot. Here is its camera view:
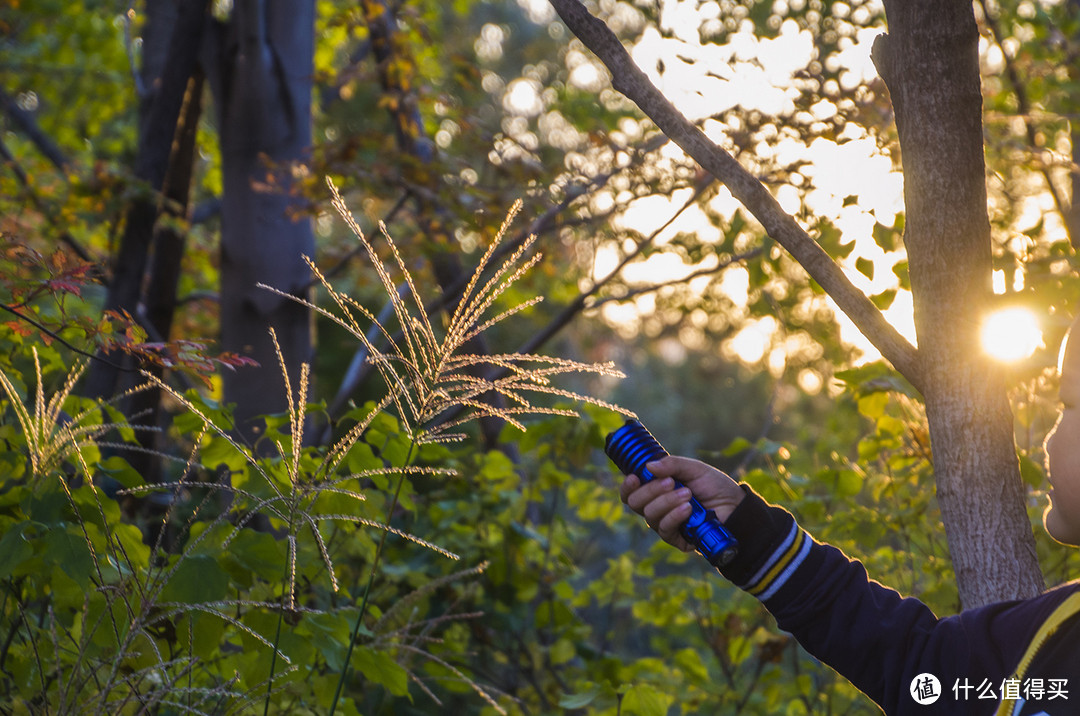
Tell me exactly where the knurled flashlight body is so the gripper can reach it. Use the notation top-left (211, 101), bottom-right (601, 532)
top-left (605, 419), bottom-right (738, 568)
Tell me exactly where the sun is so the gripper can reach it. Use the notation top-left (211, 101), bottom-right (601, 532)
top-left (980, 307), bottom-right (1043, 363)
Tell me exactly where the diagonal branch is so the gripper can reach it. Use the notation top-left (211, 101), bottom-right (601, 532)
top-left (548, 0), bottom-right (924, 392)
top-left (0, 302), bottom-right (132, 372)
top-left (0, 86), bottom-right (71, 173)
top-left (0, 136), bottom-right (94, 262)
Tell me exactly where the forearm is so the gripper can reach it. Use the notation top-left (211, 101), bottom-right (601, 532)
top-left (717, 485), bottom-right (990, 713)
top-left (617, 460), bottom-right (1050, 714)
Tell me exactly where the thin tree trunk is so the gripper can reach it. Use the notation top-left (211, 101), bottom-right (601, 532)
top-left (83, 0), bottom-right (209, 402)
top-left (361, 0), bottom-right (506, 449)
top-left (873, 0), bottom-right (1043, 607)
top-left (127, 70), bottom-right (205, 482)
top-left (203, 0), bottom-right (315, 446)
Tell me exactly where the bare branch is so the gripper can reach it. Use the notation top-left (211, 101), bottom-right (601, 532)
top-left (0, 136), bottom-right (94, 261)
top-left (516, 173), bottom-right (716, 357)
top-left (0, 86), bottom-right (71, 173)
top-left (547, 0), bottom-right (924, 392)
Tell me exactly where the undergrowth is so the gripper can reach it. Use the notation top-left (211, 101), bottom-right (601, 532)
top-left (0, 183), bottom-right (627, 715)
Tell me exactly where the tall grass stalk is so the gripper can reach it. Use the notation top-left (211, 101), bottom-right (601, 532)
top-left (0, 184), bottom-right (626, 713)
top-left (273, 179), bottom-right (628, 713)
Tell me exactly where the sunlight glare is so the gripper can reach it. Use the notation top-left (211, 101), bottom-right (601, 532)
top-left (981, 307), bottom-right (1043, 363)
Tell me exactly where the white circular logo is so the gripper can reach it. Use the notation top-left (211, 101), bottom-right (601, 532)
top-left (910, 673), bottom-right (941, 705)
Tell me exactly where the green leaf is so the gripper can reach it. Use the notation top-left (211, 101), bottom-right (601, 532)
top-left (673, 647), bottom-right (709, 682)
top-left (225, 527), bottom-right (286, 581)
top-left (346, 440), bottom-right (379, 474)
top-left (41, 524), bottom-right (95, 588)
top-left (856, 391), bottom-right (887, 420)
top-left (1019, 453), bottom-right (1045, 489)
top-left (722, 436), bottom-right (752, 456)
top-left (184, 610), bottom-right (227, 660)
top-left (353, 647), bottom-right (410, 697)
top-left (855, 256), bottom-right (874, 279)
top-left (892, 259), bottom-right (910, 289)
top-left (300, 613), bottom-right (352, 672)
top-left (0, 522), bottom-right (33, 579)
top-left (834, 362), bottom-right (918, 399)
top-left (872, 220), bottom-right (898, 251)
top-left (559, 684), bottom-right (602, 709)
top-left (28, 488), bottom-right (69, 524)
top-left (172, 408), bottom-right (207, 435)
top-left (97, 455), bottom-right (143, 488)
top-left (201, 433), bottom-right (250, 472)
top-left (835, 469), bottom-right (863, 497)
top-left (622, 683), bottom-right (673, 716)
top-left (727, 634), bottom-right (751, 666)
top-left (480, 449), bottom-right (516, 481)
top-left (160, 555), bottom-right (229, 604)
top-left (871, 288), bottom-right (896, 310)
top-left (549, 637), bottom-right (576, 664)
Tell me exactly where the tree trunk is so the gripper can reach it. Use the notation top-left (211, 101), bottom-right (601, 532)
top-left (873, 0), bottom-right (1043, 607)
top-left (126, 70), bottom-right (204, 483)
top-left (203, 0), bottom-right (315, 446)
top-left (83, 0), bottom-right (208, 403)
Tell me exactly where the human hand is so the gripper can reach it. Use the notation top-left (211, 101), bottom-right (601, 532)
top-left (618, 455), bottom-right (745, 553)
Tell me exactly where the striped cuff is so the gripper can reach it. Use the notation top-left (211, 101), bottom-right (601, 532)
top-left (737, 521), bottom-right (812, 601)
top-left (718, 485), bottom-right (813, 604)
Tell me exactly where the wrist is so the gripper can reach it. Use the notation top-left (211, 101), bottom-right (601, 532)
top-left (716, 485), bottom-right (809, 594)
top-left (710, 481), bottom-right (748, 522)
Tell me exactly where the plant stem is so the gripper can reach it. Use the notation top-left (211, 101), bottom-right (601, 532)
top-left (263, 573), bottom-right (289, 716)
top-left (264, 510), bottom-right (298, 716)
top-left (329, 440), bottom-right (418, 715)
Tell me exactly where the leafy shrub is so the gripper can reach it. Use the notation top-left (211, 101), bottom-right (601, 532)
top-left (0, 188), bottom-right (624, 715)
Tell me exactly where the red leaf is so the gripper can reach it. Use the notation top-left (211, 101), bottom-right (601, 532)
top-left (4, 320), bottom-right (33, 337)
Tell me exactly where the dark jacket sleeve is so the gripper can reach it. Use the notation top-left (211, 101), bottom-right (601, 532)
top-left (717, 484), bottom-right (1079, 716)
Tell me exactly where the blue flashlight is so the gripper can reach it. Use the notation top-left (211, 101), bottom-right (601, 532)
top-left (605, 419), bottom-right (738, 568)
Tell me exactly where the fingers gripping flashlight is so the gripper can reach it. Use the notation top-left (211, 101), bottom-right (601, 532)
top-left (605, 419), bottom-right (738, 568)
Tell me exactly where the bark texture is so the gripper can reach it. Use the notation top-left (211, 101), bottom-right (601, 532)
top-left (83, 0), bottom-right (209, 402)
top-left (204, 0), bottom-right (316, 444)
top-left (872, 0), bottom-right (1042, 607)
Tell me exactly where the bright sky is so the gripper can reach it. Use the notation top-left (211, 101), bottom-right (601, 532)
top-left (596, 1), bottom-right (1047, 372)
top-left (506, 0), bottom-right (1045, 374)
top-left (605, 1), bottom-right (916, 371)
